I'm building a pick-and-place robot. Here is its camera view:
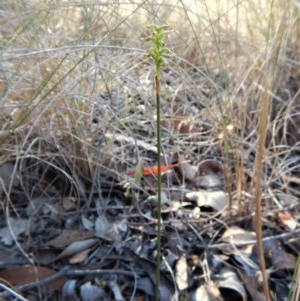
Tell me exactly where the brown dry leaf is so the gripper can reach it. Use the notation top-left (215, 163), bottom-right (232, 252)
top-left (69, 247), bottom-right (95, 264)
top-left (45, 230), bottom-right (95, 248)
top-left (278, 211), bottom-right (297, 230)
top-left (55, 238), bottom-right (98, 260)
top-left (0, 265), bottom-right (66, 290)
top-left (186, 190), bottom-right (227, 212)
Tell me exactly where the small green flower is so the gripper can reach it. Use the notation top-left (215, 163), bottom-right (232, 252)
top-left (146, 24), bottom-right (173, 78)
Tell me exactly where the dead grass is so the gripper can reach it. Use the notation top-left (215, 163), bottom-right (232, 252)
top-left (0, 0), bottom-right (299, 300)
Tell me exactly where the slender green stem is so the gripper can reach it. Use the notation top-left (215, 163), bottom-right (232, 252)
top-left (154, 75), bottom-right (162, 301)
top-left (145, 24), bottom-right (172, 301)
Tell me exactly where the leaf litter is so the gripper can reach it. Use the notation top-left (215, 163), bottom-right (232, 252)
top-left (1, 109), bottom-right (300, 301)
top-left (0, 42), bottom-right (300, 301)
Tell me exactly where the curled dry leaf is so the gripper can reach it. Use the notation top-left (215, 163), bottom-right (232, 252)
top-left (217, 268), bottom-right (247, 301)
top-left (198, 159), bottom-right (223, 174)
top-left (196, 159), bottom-right (224, 189)
top-left (186, 190), bottom-right (227, 212)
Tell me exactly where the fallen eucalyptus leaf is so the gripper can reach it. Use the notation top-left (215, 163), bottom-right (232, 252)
top-left (69, 247), bottom-right (94, 264)
top-left (55, 239), bottom-right (98, 260)
top-left (45, 230), bottom-right (95, 249)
